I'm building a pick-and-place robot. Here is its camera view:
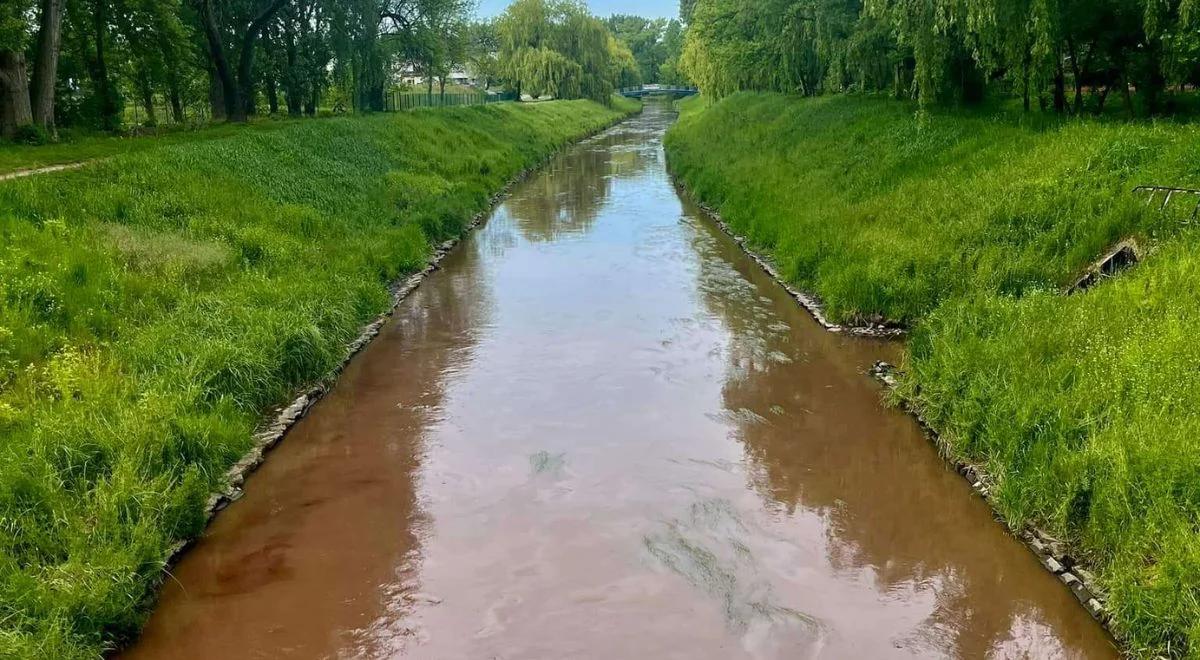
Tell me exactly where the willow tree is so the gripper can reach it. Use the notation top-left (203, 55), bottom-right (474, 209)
top-left (496, 0), bottom-right (625, 102)
top-left (497, 0), bottom-right (552, 97)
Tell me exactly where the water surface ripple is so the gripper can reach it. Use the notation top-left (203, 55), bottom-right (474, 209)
top-left (122, 102), bottom-right (1116, 659)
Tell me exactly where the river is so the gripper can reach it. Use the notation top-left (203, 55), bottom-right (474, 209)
top-left (121, 100), bottom-right (1116, 659)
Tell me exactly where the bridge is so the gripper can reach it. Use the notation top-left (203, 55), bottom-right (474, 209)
top-left (619, 85), bottom-right (699, 99)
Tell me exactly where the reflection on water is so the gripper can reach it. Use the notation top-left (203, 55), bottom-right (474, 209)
top-left (688, 213), bottom-right (1106, 657)
top-left (506, 124), bottom-right (654, 242)
top-left (121, 100), bottom-right (1115, 660)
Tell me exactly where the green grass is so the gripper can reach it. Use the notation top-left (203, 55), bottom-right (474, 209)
top-left (665, 92), bottom-right (1200, 657)
top-left (0, 118), bottom-right (310, 176)
top-left (0, 96), bottom-right (637, 659)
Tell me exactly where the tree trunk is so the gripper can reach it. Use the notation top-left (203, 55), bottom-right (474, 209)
top-left (439, 76), bottom-right (446, 100)
top-left (236, 0), bottom-right (289, 120)
top-left (167, 68), bottom-right (184, 122)
top-left (1053, 55), bottom-right (1067, 114)
top-left (266, 73), bottom-right (279, 114)
top-left (199, 0), bottom-right (239, 120)
top-left (1067, 37), bottom-right (1083, 114)
top-left (236, 39), bottom-right (257, 119)
top-left (138, 70), bottom-right (156, 124)
top-left (299, 0), bottom-right (318, 116)
top-left (283, 17), bottom-right (303, 116)
top-left (31, 0), bottom-right (63, 131)
top-left (91, 0), bottom-right (120, 130)
top-left (208, 63), bottom-right (227, 120)
top-left (1095, 83), bottom-right (1109, 115)
top-left (158, 25), bottom-right (184, 122)
top-left (1119, 69), bottom-right (1135, 119)
top-left (0, 50), bottom-right (33, 137)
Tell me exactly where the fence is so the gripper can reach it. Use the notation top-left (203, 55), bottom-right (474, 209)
top-left (385, 91), bottom-right (517, 111)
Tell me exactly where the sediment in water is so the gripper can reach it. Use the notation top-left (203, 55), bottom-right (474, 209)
top-left (669, 174), bottom-right (1120, 650)
top-left (154, 107), bottom-right (640, 588)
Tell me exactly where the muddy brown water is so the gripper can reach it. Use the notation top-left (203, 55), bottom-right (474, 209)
top-left (121, 101), bottom-right (1117, 659)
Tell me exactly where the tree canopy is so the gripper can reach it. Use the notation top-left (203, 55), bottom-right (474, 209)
top-left (604, 15), bottom-right (687, 84)
top-left (0, 0), bottom-right (485, 136)
top-left (0, 0), bottom-right (674, 136)
top-left (495, 0), bottom-right (638, 102)
top-left (680, 0), bottom-right (1200, 116)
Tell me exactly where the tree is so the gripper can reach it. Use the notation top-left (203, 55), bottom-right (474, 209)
top-left (677, 0), bottom-right (1195, 117)
top-left (496, 0), bottom-right (625, 102)
top-left (465, 19), bottom-right (499, 88)
top-left (194, 0), bottom-right (289, 121)
top-left (30, 0), bottom-right (63, 130)
top-left (497, 0), bottom-right (552, 97)
top-left (605, 15), bottom-right (666, 82)
top-left (657, 19), bottom-right (687, 85)
top-left (0, 0), bottom-right (35, 136)
top-left (407, 0), bottom-right (472, 99)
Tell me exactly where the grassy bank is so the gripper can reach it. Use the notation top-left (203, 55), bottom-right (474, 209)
top-left (666, 93), bottom-right (1200, 656)
top-left (0, 97), bottom-right (637, 658)
top-left (0, 119), bottom-right (309, 176)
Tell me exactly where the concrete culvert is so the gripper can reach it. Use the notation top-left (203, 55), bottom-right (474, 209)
top-left (1068, 239), bottom-right (1140, 294)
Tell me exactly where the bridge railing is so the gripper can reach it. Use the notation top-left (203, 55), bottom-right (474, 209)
top-left (620, 86), bottom-right (699, 96)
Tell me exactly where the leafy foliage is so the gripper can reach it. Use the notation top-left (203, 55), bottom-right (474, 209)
top-left (604, 15), bottom-right (688, 84)
top-left (680, 0), bottom-right (1200, 116)
top-left (495, 0), bottom-right (636, 102)
top-left (1, 0), bottom-right (483, 135)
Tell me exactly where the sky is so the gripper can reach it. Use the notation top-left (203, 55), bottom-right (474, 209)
top-left (474, 0), bottom-right (680, 20)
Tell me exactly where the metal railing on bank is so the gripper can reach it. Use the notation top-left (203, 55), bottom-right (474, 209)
top-left (385, 91), bottom-right (518, 111)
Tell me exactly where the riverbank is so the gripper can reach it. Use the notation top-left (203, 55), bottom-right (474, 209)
top-left (114, 100), bottom-right (1115, 660)
top-left (665, 93), bottom-right (1200, 657)
top-left (0, 97), bottom-right (638, 659)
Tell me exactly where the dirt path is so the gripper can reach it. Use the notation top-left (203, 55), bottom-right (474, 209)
top-left (0, 161), bottom-right (90, 182)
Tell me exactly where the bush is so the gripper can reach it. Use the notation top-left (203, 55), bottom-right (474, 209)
top-left (10, 124), bottom-right (52, 146)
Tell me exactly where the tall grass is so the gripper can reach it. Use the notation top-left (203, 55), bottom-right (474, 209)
top-left (666, 93), bottom-right (1200, 324)
top-left (0, 97), bottom-right (636, 658)
top-left (0, 118), bottom-right (303, 175)
top-left (665, 92), bottom-right (1200, 656)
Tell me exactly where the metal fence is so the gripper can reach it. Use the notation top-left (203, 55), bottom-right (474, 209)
top-left (385, 91), bottom-right (517, 111)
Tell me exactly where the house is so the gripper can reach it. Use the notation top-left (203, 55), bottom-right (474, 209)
top-left (397, 62), bottom-right (478, 88)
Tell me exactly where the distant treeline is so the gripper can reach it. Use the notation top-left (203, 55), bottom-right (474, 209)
top-left (0, 0), bottom-right (654, 139)
top-left (604, 14), bottom-right (688, 86)
top-left (0, 0), bottom-right (488, 136)
top-left (678, 0), bottom-right (1200, 116)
